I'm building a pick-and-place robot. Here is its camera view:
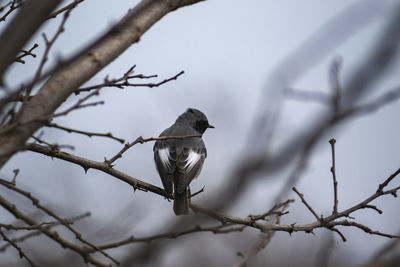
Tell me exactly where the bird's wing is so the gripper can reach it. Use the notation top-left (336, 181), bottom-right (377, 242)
top-left (154, 141), bottom-right (175, 194)
top-left (175, 143), bottom-right (207, 194)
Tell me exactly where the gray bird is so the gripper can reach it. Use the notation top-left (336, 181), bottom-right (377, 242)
top-left (153, 108), bottom-right (214, 215)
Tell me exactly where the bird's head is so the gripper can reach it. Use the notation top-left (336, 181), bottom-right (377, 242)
top-left (176, 108), bottom-right (214, 134)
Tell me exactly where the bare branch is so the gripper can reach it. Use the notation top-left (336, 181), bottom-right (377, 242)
top-left (235, 200), bottom-right (292, 267)
top-left (0, 194), bottom-right (109, 266)
top-left (0, 178), bottom-right (119, 265)
top-left (0, 0), bottom-right (205, 168)
top-left (26, 139), bottom-right (400, 243)
top-left (46, 0), bottom-right (85, 20)
top-left (51, 89), bottom-right (103, 119)
top-left (75, 68), bottom-right (185, 94)
top-left (335, 220), bottom-right (400, 239)
top-left (24, 10), bottom-right (71, 99)
top-left (191, 166), bottom-right (400, 239)
top-left (329, 138), bottom-right (339, 214)
top-left (104, 134), bottom-right (201, 167)
top-left (30, 135), bottom-right (75, 151)
top-left (0, 0), bottom-right (62, 81)
top-left (0, 229), bottom-right (37, 267)
top-left (0, 0), bottom-right (21, 22)
top-left (0, 212), bottom-right (90, 252)
top-left (46, 122), bottom-right (125, 144)
top-left (95, 224), bottom-right (245, 251)
top-left (25, 142), bottom-right (170, 198)
top-left (292, 187), bottom-right (321, 222)
top-left (14, 43), bottom-right (38, 64)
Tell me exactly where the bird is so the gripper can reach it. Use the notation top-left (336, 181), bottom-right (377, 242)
top-left (153, 108), bottom-right (214, 215)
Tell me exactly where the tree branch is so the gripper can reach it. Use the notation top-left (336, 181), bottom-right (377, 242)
top-left (0, 229), bottom-right (37, 267)
top-left (0, 0), bottom-right (62, 81)
top-left (46, 122), bottom-right (125, 144)
top-left (0, 0), bottom-right (205, 168)
top-left (0, 178), bottom-right (119, 265)
top-left (329, 138), bottom-right (339, 214)
top-left (25, 142), bottom-right (170, 198)
top-left (0, 194), bottom-right (109, 267)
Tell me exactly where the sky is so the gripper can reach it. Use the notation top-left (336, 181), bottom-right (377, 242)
top-left (1, 0), bottom-right (400, 266)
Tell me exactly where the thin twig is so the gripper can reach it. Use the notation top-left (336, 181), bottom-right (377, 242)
top-left (31, 135), bottom-right (75, 151)
top-left (0, 179), bottom-right (119, 265)
top-left (0, 212), bottom-right (91, 252)
top-left (0, 229), bottom-right (37, 267)
top-left (14, 43), bottom-right (39, 64)
top-left (11, 168), bottom-right (19, 185)
top-left (46, 0), bottom-right (84, 19)
top-left (190, 186), bottom-right (205, 198)
top-left (292, 187), bottom-right (321, 222)
top-left (0, 194), bottom-right (109, 266)
top-left (23, 6), bottom-right (73, 103)
top-left (329, 138), bottom-right (339, 214)
top-left (46, 122), bottom-right (125, 144)
top-left (75, 69), bottom-right (184, 94)
top-left (50, 89), bottom-right (103, 119)
top-left (104, 134), bottom-right (201, 167)
top-left (0, 0), bottom-right (21, 22)
top-left (95, 224), bottom-right (245, 251)
top-left (236, 200), bottom-right (293, 267)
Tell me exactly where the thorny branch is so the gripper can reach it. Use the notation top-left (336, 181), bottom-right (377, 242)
top-left (25, 139), bottom-right (400, 243)
top-left (0, 229), bottom-right (37, 267)
top-left (0, 193), bottom-right (109, 266)
top-left (0, 178), bottom-right (118, 266)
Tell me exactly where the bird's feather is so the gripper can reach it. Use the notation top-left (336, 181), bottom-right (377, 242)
top-left (158, 148), bottom-right (171, 169)
top-left (184, 150), bottom-right (202, 172)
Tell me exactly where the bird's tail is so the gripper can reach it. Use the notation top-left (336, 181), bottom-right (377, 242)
top-left (173, 188), bottom-right (189, 215)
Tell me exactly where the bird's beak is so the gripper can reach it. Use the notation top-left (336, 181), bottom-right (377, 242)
top-left (208, 124), bottom-right (215, 129)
